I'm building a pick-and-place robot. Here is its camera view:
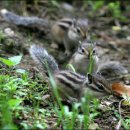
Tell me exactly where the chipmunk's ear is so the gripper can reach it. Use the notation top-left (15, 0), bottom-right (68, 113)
top-left (57, 22), bottom-right (69, 31)
top-left (72, 18), bottom-right (76, 27)
top-left (87, 73), bottom-right (93, 84)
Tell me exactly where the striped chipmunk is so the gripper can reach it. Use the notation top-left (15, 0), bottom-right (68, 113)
top-left (29, 44), bottom-right (113, 104)
top-left (1, 9), bottom-right (89, 56)
top-left (69, 39), bottom-right (128, 83)
top-left (69, 39), bottom-right (99, 75)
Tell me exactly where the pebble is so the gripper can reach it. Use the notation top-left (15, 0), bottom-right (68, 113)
top-left (4, 28), bottom-right (15, 37)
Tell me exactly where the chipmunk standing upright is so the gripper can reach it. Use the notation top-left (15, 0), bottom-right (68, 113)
top-left (29, 45), bottom-right (112, 103)
top-left (51, 18), bottom-right (89, 55)
top-left (1, 9), bottom-right (89, 56)
top-left (69, 39), bottom-right (99, 74)
top-left (69, 39), bottom-right (128, 82)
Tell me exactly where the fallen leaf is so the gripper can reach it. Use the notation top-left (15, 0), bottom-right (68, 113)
top-left (112, 26), bottom-right (121, 31)
top-left (112, 82), bottom-right (130, 97)
top-left (42, 94), bottom-right (50, 100)
top-left (122, 100), bottom-right (130, 106)
top-left (88, 122), bottom-right (99, 129)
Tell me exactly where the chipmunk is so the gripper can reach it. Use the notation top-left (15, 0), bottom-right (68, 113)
top-left (69, 39), bottom-right (128, 83)
top-left (69, 39), bottom-right (99, 75)
top-left (1, 9), bottom-right (89, 56)
top-left (29, 44), bottom-right (113, 103)
top-left (96, 61), bottom-right (128, 82)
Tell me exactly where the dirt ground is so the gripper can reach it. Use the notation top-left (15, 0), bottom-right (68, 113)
top-left (0, 1), bottom-right (130, 129)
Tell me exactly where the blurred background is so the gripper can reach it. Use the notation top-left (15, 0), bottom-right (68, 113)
top-left (0, 1), bottom-right (130, 129)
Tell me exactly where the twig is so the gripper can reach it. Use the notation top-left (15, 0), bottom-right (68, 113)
top-left (115, 99), bottom-right (125, 130)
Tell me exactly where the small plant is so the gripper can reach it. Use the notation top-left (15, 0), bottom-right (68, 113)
top-left (0, 55), bottom-right (49, 129)
top-left (87, 45), bottom-right (95, 74)
top-left (84, 1), bottom-right (127, 21)
top-left (108, 2), bottom-right (125, 20)
top-left (66, 63), bottom-right (76, 72)
top-left (91, 1), bottom-right (105, 11)
top-left (46, 58), bottom-right (100, 129)
top-left (122, 117), bottom-right (130, 129)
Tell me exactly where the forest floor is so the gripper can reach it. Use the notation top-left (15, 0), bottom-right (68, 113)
top-left (0, 1), bottom-right (130, 129)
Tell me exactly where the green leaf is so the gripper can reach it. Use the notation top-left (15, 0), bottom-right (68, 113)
top-left (0, 55), bottom-right (22, 67)
top-left (9, 55), bottom-right (22, 66)
top-left (112, 26), bottom-right (121, 31)
top-left (36, 123), bottom-right (45, 129)
top-left (51, 0), bottom-right (60, 7)
top-left (8, 99), bottom-right (22, 110)
top-left (0, 57), bottom-right (15, 67)
top-left (2, 124), bottom-right (18, 130)
top-left (66, 64), bottom-right (76, 72)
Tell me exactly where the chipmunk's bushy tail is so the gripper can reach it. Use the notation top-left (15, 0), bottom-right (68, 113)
top-left (1, 9), bottom-right (50, 28)
top-left (29, 45), bottom-right (59, 75)
top-left (97, 61), bottom-right (128, 79)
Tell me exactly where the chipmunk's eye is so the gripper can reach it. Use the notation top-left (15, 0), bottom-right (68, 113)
top-left (92, 49), bottom-right (96, 54)
top-left (81, 48), bottom-right (85, 53)
top-left (97, 84), bottom-right (104, 91)
top-left (76, 27), bottom-right (80, 33)
top-left (97, 71), bottom-right (101, 75)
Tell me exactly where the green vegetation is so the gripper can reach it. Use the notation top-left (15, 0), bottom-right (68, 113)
top-left (84, 1), bottom-right (127, 21)
top-left (107, 2), bottom-right (126, 20)
top-left (48, 59), bottom-right (100, 129)
top-left (0, 56), bottom-right (49, 129)
top-left (66, 63), bottom-right (76, 72)
top-left (0, 54), bottom-right (101, 129)
top-left (0, 0), bottom-right (130, 129)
